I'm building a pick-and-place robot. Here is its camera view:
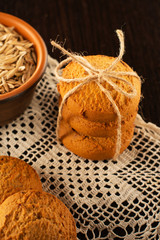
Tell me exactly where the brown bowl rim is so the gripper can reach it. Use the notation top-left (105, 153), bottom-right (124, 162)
top-left (0, 12), bottom-right (48, 101)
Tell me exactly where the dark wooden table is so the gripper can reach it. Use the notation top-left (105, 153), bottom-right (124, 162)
top-left (0, 0), bottom-right (160, 126)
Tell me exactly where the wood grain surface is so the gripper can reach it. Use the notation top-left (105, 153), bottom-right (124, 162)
top-left (1, 0), bottom-right (160, 126)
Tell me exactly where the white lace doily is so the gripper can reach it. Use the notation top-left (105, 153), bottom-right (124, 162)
top-left (0, 56), bottom-right (159, 240)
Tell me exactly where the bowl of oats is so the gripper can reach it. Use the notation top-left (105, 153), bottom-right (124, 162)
top-left (0, 12), bottom-right (47, 125)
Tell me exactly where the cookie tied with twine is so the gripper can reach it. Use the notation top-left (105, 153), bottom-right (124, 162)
top-left (51, 30), bottom-right (141, 160)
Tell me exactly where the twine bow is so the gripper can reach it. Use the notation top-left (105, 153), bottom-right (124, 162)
top-left (51, 30), bottom-right (140, 160)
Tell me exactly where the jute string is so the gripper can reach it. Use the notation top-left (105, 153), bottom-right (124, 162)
top-left (51, 30), bottom-right (141, 160)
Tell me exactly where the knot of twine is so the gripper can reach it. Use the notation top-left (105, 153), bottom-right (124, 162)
top-left (51, 30), bottom-right (140, 160)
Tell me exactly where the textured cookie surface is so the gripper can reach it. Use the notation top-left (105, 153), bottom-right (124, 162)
top-left (62, 100), bottom-right (137, 137)
top-left (0, 190), bottom-right (77, 240)
top-left (59, 119), bottom-right (134, 160)
top-left (58, 55), bottom-right (141, 122)
top-left (0, 156), bottom-right (42, 204)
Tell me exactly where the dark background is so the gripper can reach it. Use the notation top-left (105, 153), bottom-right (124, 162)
top-left (0, 0), bottom-right (160, 126)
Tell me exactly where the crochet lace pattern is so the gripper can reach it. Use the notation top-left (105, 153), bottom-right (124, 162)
top-left (0, 56), bottom-right (159, 240)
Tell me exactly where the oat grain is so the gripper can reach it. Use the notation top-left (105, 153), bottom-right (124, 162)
top-left (0, 24), bottom-right (37, 94)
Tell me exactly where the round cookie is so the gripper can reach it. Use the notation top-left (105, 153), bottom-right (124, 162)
top-left (62, 100), bottom-right (137, 137)
top-left (57, 55), bottom-right (141, 123)
top-left (0, 190), bottom-right (77, 240)
top-left (59, 119), bottom-right (134, 160)
top-left (0, 156), bottom-right (42, 204)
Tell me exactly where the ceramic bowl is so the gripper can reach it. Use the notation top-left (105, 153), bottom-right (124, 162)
top-left (0, 12), bottom-right (47, 125)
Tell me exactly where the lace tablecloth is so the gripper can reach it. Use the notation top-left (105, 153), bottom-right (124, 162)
top-left (0, 56), bottom-right (160, 240)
